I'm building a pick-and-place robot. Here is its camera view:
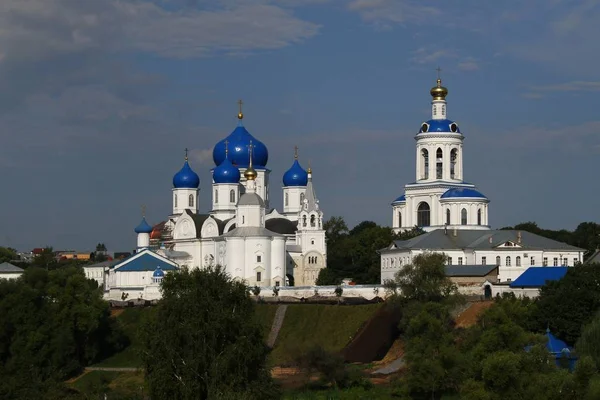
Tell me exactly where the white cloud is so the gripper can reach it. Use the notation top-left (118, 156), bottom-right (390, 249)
top-left (457, 58), bottom-right (480, 71)
top-left (0, 0), bottom-right (320, 61)
top-left (190, 148), bottom-right (215, 165)
top-left (348, 0), bottom-right (440, 28)
top-left (529, 81), bottom-right (600, 92)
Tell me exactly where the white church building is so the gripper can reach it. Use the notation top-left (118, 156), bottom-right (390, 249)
top-left (104, 104), bottom-right (327, 300)
top-left (391, 77), bottom-right (490, 233)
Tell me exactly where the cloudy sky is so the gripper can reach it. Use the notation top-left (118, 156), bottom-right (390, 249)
top-left (1, 0), bottom-right (598, 252)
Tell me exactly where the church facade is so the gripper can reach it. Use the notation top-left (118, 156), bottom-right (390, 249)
top-left (136, 106), bottom-right (326, 288)
top-left (391, 78), bottom-right (490, 233)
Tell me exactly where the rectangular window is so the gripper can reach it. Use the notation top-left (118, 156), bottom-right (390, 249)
top-left (275, 281), bottom-right (280, 287)
top-left (481, 256), bottom-right (487, 265)
top-left (563, 258), bottom-right (568, 266)
top-left (553, 258), bottom-right (558, 266)
top-left (447, 257), bottom-right (452, 265)
top-left (531, 257), bottom-right (535, 266)
top-left (458, 257), bottom-right (463, 265)
top-left (256, 271), bottom-right (262, 282)
top-left (543, 257), bottom-right (548, 266)
top-left (256, 255), bottom-right (262, 263)
top-left (574, 258), bottom-right (578, 266)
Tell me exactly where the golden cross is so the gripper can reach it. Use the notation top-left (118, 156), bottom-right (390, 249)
top-left (184, 147), bottom-right (189, 161)
top-left (237, 99), bottom-right (243, 113)
top-left (141, 204), bottom-right (146, 217)
top-left (294, 145), bottom-right (298, 159)
top-left (246, 140), bottom-right (255, 166)
top-left (436, 66), bottom-right (442, 80)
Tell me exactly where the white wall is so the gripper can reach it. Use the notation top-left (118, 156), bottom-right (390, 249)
top-left (0, 272), bottom-right (22, 280)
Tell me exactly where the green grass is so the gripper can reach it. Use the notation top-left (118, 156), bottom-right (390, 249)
top-left (69, 371), bottom-right (145, 398)
top-left (269, 304), bottom-right (382, 366)
top-left (70, 371), bottom-right (121, 393)
top-left (255, 303), bottom-right (279, 337)
top-left (92, 308), bottom-right (151, 368)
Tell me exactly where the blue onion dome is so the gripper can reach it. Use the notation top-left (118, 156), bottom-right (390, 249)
top-left (135, 217), bottom-right (153, 234)
top-left (213, 156), bottom-right (241, 184)
top-left (283, 159), bottom-right (308, 187)
top-left (212, 109), bottom-right (268, 168)
top-left (173, 153), bottom-right (200, 189)
top-left (441, 188), bottom-right (487, 199)
top-left (419, 119), bottom-right (461, 134)
top-left (153, 266), bottom-right (165, 278)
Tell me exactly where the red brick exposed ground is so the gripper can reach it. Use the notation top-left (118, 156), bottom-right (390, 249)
top-left (454, 301), bottom-right (494, 328)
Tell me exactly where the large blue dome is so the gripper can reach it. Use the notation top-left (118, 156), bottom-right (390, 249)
top-left (419, 119), bottom-right (461, 134)
top-left (441, 187), bottom-right (487, 199)
top-left (134, 217), bottom-right (153, 234)
top-left (173, 161), bottom-right (200, 189)
top-left (283, 159), bottom-right (308, 187)
top-left (213, 124), bottom-right (268, 168)
top-left (213, 156), bottom-right (241, 184)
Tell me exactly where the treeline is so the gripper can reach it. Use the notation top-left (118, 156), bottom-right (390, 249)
top-left (386, 253), bottom-right (600, 399)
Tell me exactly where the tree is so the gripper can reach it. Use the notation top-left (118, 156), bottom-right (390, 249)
top-left (140, 266), bottom-right (278, 400)
top-left (31, 247), bottom-right (57, 270)
top-left (391, 252), bottom-right (458, 302)
top-left (577, 312), bottom-right (600, 368)
top-left (316, 267), bottom-right (341, 286)
top-left (0, 246), bottom-right (17, 263)
top-left (0, 267), bottom-right (124, 399)
top-left (533, 264), bottom-right (600, 344)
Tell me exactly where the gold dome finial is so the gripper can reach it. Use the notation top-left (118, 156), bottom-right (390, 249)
top-left (244, 140), bottom-right (257, 180)
top-left (430, 67), bottom-right (448, 100)
top-left (307, 159), bottom-right (312, 175)
top-left (184, 147), bottom-right (189, 161)
top-left (237, 99), bottom-right (244, 120)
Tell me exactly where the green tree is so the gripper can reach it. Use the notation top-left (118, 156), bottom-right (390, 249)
top-left (577, 312), bottom-right (600, 367)
top-left (391, 253), bottom-right (458, 302)
top-left (140, 266), bottom-right (278, 400)
top-left (533, 264), bottom-right (600, 344)
top-left (316, 267), bottom-right (341, 286)
top-left (31, 247), bottom-right (57, 270)
top-left (0, 246), bottom-right (17, 263)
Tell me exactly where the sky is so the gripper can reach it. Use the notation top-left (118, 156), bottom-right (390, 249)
top-left (1, 0), bottom-right (599, 252)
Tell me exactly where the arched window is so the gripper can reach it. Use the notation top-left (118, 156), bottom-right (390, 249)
top-left (302, 215), bottom-right (307, 227)
top-left (174, 194), bottom-right (178, 208)
top-left (215, 189), bottom-right (218, 204)
top-left (310, 215), bottom-right (316, 227)
top-left (398, 212), bottom-right (402, 227)
top-left (506, 256), bottom-right (511, 266)
top-left (496, 256), bottom-right (501, 266)
top-left (285, 192), bottom-right (289, 206)
top-left (516, 256), bottom-right (521, 266)
top-left (188, 194), bottom-right (194, 207)
top-left (477, 209), bottom-right (482, 225)
top-left (446, 209), bottom-right (450, 225)
top-left (311, 239), bottom-right (315, 245)
top-left (421, 149), bottom-right (429, 180)
top-left (450, 149), bottom-right (458, 179)
top-left (417, 202), bottom-right (430, 227)
top-left (300, 193), bottom-right (305, 205)
top-left (230, 189), bottom-right (235, 203)
top-left (461, 208), bottom-right (467, 225)
top-left (242, 215), bottom-right (245, 224)
top-left (436, 148), bottom-right (443, 179)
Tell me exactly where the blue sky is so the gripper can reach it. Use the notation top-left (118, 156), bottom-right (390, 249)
top-left (0, 0), bottom-right (598, 252)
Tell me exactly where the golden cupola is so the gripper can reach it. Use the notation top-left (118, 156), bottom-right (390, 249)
top-left (430, 78), bottom-right (448, 101)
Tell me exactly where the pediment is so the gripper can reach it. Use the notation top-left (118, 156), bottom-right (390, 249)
top-left (173, 215), bottom-right (197, 240)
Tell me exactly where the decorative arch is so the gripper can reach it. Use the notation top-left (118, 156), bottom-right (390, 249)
top-left (230, 189), bottom-right (235, 203)
top-left (417, 202), bottom-right (430, 227)
top-left (421, 149), bottom-right (429, 180)
top-left (461, 208), bottom-right (467, 225)
top-left (310, 214), bottom-right (316, 227)
top-left (300, 193), bottom-right (305, 205)
top-left (302, 214), bottom-right (307, 227)
top-left (188, 194), bottom-right (194, 207)
top-left (436, 148), bottom-right (443, 179)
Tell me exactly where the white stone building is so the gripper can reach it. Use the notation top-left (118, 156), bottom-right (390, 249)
top-left (391, 78), bottom-right (490, 233)
top-left (380, 228), bottom-right (584, 284)
top-left (0, 262), bottom-right (24, 280)
top-left (137, 107), bottom-right (326, 288)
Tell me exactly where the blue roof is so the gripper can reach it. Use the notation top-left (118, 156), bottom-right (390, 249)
top-left (392, 195), bottom-right (406, 203)
top-left (213, 123), bottom-right (268, 168)
top-left (419, 119), bottom-right (461, 134)
top-left (115, 252), bottom-right (178, 272)
top-left (153, 266), bottom-right (165, 278)
top-left (441, 187), bottom-right (487, 199)
top-left (213, 156), bottom-right (241, 184)
top-left (173, 160), bottom-right (200, 189)
top-left (544, 328), bottom-right (571, 354)
top-left (134, 217), bottom-right (153, 234)
top-left (283, 159), bottom-right (308, 187)
top-left (509, 267), bottom-right (568, 288)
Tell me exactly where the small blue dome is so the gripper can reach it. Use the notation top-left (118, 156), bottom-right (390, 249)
top-left (441, 188), bottom-right (487, 199)
top-left (135, 217), bottom-right (153, 234)
top-left (419, 119), bottom-right (461, 134)
top-left (283, 160), bottom-right (308, 187)
top-left (392, 195), bottom-right (406, 203)
top-left (213, 157), bottom-right (241, 184)
top-left (153, 266), bottom-right (165, 278)
top-left (173, 161), bottom-right (200, 189)
top-left (213, 124), bottom-right (268, 168)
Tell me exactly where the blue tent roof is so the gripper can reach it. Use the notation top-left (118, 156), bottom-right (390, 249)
top-left (441, 187), bottom-right (487, 199)
top-left (544, 328), bottom-right (571, 354)
top-left (392, 195), bottom-right (406, 203)
top-left (509, 267), bottom-right (568, 288)
top-left (115, 252), bottom-right (178, 272)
